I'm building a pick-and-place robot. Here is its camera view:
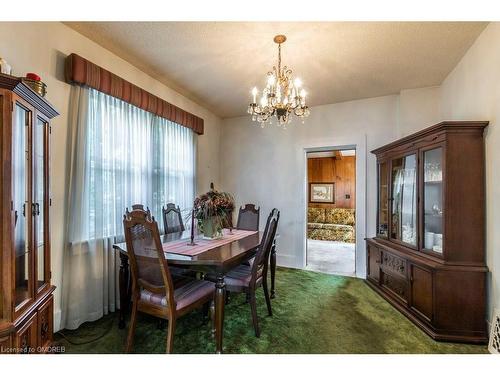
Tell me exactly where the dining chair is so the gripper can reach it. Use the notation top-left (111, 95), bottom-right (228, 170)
top-left (224, 208), bottom-right (280, 337)
top-left (162, 203), bottom-right (185, 234)
top-left (236, 203), bottom-right (260, 231)
top-left (235, 204), bottom-right (260, 278)
top-left (123, 205), bottom-right (214, 353)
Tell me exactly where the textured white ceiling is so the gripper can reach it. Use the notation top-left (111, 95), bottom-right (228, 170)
top-left (65, 22), bottom-right (487, 118)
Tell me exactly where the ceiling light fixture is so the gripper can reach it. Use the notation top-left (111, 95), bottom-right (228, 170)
top-left (247, 35), bottom-right (310, 128)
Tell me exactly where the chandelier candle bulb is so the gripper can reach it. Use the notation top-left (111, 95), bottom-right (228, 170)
top-left (251, 87), bottom-right (258, 103)
top-left (300, 89), bottom-right (307, 105)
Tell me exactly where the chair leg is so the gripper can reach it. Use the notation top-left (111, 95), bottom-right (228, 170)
top-left (166, 317), bottom-right (176, 354)
top-left (125, 300), bottom-right (138, 353)
top-left (263, 277), bottom-right (273, 316)
top-left (249, 291), bottom-right (260, 338)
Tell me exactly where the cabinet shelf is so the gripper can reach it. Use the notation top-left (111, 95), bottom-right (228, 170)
top-left (424, 212), bottom-right (443, 217)
top-left (15, 249), bottom-right (31, 258)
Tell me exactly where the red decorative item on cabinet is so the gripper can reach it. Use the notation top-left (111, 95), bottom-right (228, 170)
top-left (25, 73), bottom-right (41, 81)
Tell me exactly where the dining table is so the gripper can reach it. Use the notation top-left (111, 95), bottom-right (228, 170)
top-left (113, 228), bottom-right (278, 354)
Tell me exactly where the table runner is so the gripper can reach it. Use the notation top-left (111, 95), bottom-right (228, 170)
top-left (162, 229), bottom-right (258, 257)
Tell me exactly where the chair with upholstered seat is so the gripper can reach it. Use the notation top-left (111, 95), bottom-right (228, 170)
top-left (162, 203), bottom-right (185, 234)
top-left (236, 204), bottom-right (260, 231)
top-left (224, 208), bottom-right (279, 337)
top-left (123, 205), bottom-right (214, 353)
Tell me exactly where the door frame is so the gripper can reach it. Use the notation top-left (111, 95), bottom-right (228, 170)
top-left (302, 135), bottom-right (367, 278)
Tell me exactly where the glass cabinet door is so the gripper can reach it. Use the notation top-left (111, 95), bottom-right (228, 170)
top-left (391, 154), bottom-right (417, 246)
top-left (422, 147), bottom-right (444, 254)
top-left (13, 103), bottom-right (32, 309)
top-left (377, 162), bottom-right (389, 237)
top-left (34, 116), bottom-right (48, 291)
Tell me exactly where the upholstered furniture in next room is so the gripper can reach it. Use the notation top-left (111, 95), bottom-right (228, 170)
top-left (307, 207), bottom-right (356, 243)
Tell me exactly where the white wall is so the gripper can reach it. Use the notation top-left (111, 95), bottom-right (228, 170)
top-left (398, 86), bottom-right (441, 137)
top-left (438, 22), bottom-right (500, 324)
top-left (0, 22), bottom-right (222, 331)
top-left (396, 22), bottom-right (500, 324)
top-left (221, 95), bottom-right (399, 273)
top-left (221, 22), bottom-right (500, 325)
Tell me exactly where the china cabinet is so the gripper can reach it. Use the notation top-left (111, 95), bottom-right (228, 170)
top-left (367, 121), bottom-right (489, 343)
top-left (0, 73), bottom-right (58, 353)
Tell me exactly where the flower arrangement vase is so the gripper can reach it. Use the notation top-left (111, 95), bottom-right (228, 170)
top-left (202, 216), bottom-right (223, 240)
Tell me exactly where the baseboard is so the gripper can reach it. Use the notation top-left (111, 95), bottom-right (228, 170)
top-left (277, 254), bottom-right (301, 269)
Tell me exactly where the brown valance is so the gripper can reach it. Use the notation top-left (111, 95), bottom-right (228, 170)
top-left (64, 53), bottom-right (204, 135)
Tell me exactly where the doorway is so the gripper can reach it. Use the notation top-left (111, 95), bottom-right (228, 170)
top-left (306, 149), bottom-right (356, 276)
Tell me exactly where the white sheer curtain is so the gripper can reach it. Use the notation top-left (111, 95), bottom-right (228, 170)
top-left (61, 87), bottom-right (196, 330)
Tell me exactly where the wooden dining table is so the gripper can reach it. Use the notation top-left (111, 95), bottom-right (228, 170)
top-left (113, 229), bottom-right (277, 354)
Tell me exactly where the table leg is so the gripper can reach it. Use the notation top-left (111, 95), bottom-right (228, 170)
top-left (270, 240), bottom-right (277, 299)
top-left (214, 275), bottom-right (226, 354)
top-left (119, 252), bottom-right (130, 329)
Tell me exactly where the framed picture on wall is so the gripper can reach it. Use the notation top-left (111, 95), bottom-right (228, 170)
top-left (309, 182), bottom-right (335, 203)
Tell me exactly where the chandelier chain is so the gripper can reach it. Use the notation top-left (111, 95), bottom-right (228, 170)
top-left (278, 42), bottom-right (281, 78)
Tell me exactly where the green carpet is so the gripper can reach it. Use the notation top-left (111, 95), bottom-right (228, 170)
top-left (56, 267), bottom-right (488, 354)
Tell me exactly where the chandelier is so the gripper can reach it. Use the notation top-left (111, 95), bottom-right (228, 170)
top-left (247, 35), bottom-right (310, 127)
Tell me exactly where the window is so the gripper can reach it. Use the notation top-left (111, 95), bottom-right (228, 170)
top-left (84, 88), bottom-right (195, 240)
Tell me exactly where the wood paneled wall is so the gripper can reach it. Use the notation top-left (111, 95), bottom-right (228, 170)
top-left (308, 155), bottom-right (356, 209)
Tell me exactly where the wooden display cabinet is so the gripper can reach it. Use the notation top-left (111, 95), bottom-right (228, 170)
top-left (367, 121), bottom-right (489, 343)
top-left (0, 73), bottom-right (58, 353)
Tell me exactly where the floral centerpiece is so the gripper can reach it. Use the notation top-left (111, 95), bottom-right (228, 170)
top-left (193, 187), bottom-right (235, 239)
